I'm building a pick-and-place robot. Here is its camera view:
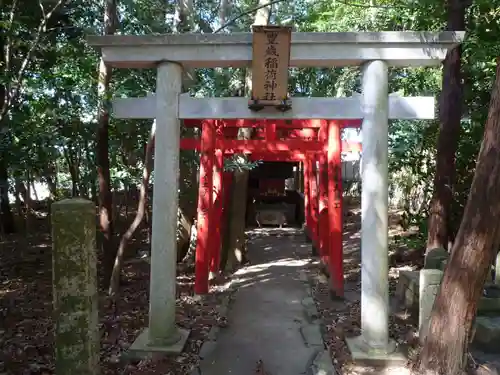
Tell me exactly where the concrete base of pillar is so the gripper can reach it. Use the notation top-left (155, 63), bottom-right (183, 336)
top-left (125, 327), bottom-right (190, 360)
top-left (345, 336), bottom-right (406, 366)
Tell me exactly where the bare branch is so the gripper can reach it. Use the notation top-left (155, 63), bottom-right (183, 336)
top-left (213, 0), bottom-right (409, 33)
top-left (38, 0), bottom-right (46, 21)
top-left (4, 0), bottom-right (19, 73)
top-left (213, 0), bottom-right (282, 33)
top-left (0, 0), bottom-right (65, 122)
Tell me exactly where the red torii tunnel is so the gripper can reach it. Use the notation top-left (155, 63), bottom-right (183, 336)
top-left (182, 119), bottom-right (362, 297)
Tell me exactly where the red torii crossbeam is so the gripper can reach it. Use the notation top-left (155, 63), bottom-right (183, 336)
top-left (185, 119), bottom-right (362, 296)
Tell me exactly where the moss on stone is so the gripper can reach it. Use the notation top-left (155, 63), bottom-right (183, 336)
top-left (51, 198), bottom-right (99, 375)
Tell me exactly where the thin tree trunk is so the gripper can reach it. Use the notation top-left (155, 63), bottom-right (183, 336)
top-left (31, 179), bottom-right (38, 201)
top-left (0, 95), bottom-right (15, 233)
top-left (109, 125), bottom-right (155, 295)
top-left (64, 150), bottom-right (80, 197)
top-left (45, 168), bottom-right (57, 200)
top-left (417, 58), bottom-right (500, 375)
top-left (25, 171), bottom-right (32, 233)
top-left (109, 0), bottom-right (195, 295)
top-left (426, 0), bottom-right (470, 251)
top-left (14, 179), bottom-right (23, 217)
top-left (98, 0), bottom-right (118, 290)
top-left (223, 0), bottom-right (271, 271)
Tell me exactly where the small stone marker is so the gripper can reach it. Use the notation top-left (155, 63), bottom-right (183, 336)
top-left (424, 247), bottom-right (449, 270)
top-left (419, 269), bottom-right (444, 342)
top-left (52, 198), bottom-right (99, 375)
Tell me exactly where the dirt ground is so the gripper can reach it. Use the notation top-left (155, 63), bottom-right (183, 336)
top-left (2, 204), bottom-right (495, 375)
top-left (310, 206), bottom-right (423, 375)
top-left (0, 211), bottom-right (230, 375)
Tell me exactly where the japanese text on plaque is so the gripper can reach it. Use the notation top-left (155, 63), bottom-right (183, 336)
top-left (263, 31), bottom-right (279, 100)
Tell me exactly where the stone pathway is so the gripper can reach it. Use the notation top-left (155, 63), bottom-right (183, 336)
top-left (195, 227), bottom-right (333, 375)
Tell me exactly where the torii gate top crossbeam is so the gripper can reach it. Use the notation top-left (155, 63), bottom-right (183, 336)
top-left (87, 31), bottom-right (464, 69)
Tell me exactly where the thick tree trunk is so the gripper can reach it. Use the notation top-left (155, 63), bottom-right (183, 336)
top-left (224, 167), bottom-right (250, 271)
top-left (98, 0), bottom-right (117, 289)
top-left (418, 59), bottom-right (500, 375)
top-left (426, 0), bottom-right (469, 251)
top-left (223, 0), bottom-right (271, 271)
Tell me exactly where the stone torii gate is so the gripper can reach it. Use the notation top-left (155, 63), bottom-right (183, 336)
top-left (88, 31), bottom-right (463, 361)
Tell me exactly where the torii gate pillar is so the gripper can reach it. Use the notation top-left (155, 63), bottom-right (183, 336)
top-left (345, 60), bottom-right (402, 360)
top-left (129, 62), bottom-right (190, 356)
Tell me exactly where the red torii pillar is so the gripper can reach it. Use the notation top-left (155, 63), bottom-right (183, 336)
top-left (194, 120), bottom-right (215, 295)
top-left (309, 157), bottom-right (319, 253)
top-left (210, 148), bottom-right (224, 278)
top-left (303, 158), bottom-right (312, 243)
top-left (328, 120), bottom-right (344, 298)
top-left (318, 121), bottom-right (329, 265)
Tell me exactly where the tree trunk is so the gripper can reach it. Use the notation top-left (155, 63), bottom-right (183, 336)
top-left (426, 0), bottom-right (469, 251)
top-left (98, 0), bottom-right (117, 290)
top-left (109, 0), bottom-right (195, 296)
top-left (109, 125), bottom-right (155, 295)
top-left (44, 163), bottom-right (58, 200)
top-left (223, 0), bottom-right (271, 272)
top-left (16, 179), bottom-right (34, 207)
top-left (0, 83), bottom-right (15, 234)
top-left (64, 150), bottom-right (80, 197)
top-left (417, 58), bottom-right (500, 375)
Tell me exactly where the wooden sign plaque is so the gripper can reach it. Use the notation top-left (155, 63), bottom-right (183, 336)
top-left (249, 25), bottom-right (292, 112)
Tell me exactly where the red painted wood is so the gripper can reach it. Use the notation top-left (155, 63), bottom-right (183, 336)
top-left (194, 120), bottom-right (216, 295)
top-left (220, 139), bottom-right (324, 153)
top-left (327, 120), bottom-right (344, 297)
top-left (266, 121), bottom-right (277, 141)
top-left (183, 119), bottom-right (362, 129)
top-left (210, 149), bottom-right (224, 274)
top-left (235, 127), bottom-right (318, 140)
top-left (318, 122), bottom-right (329, 265)
top-left (309, 158), bottom-right (319, 249)
top-left (180, 138), bottom-right (362, 154)
top-left (280, 128), bottom-right (317, 140)
top-left (303, 160), bottom-right (312, 242)
top-left (248, 153), bottom-right (310, 162)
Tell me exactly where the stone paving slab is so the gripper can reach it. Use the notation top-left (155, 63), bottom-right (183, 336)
top-left (194, 228), bottom-right (335, 375)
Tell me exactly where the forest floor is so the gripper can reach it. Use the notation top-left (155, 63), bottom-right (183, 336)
top-left (311, 205), bottom-right (421, 375)
top-left (312, 205), bottom-right (500, 375)
top-left (1, 204), bottom-right (497, 375)
top-left (0, 208), bottom-right (232, 375)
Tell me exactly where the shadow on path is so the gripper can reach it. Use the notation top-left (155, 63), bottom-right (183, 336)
top-left (198, 228), bottom-right (322, 375)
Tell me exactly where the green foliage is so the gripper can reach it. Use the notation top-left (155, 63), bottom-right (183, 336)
top-left (225, 157), bottom-right (262, 173)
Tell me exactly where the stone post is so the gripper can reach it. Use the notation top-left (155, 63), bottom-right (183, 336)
top-left (360, 60), bottom-right (391, 351)
top-left (149, 61), bottom-right (184, 345)
top-left (347, 60), bottom-right (403, 362)
top-left (52, 198), bottom-right (98, 375)
top-left (419, 269), bottom-right (444, 342)
top-left (128, 61), bottom-right (189, 357)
